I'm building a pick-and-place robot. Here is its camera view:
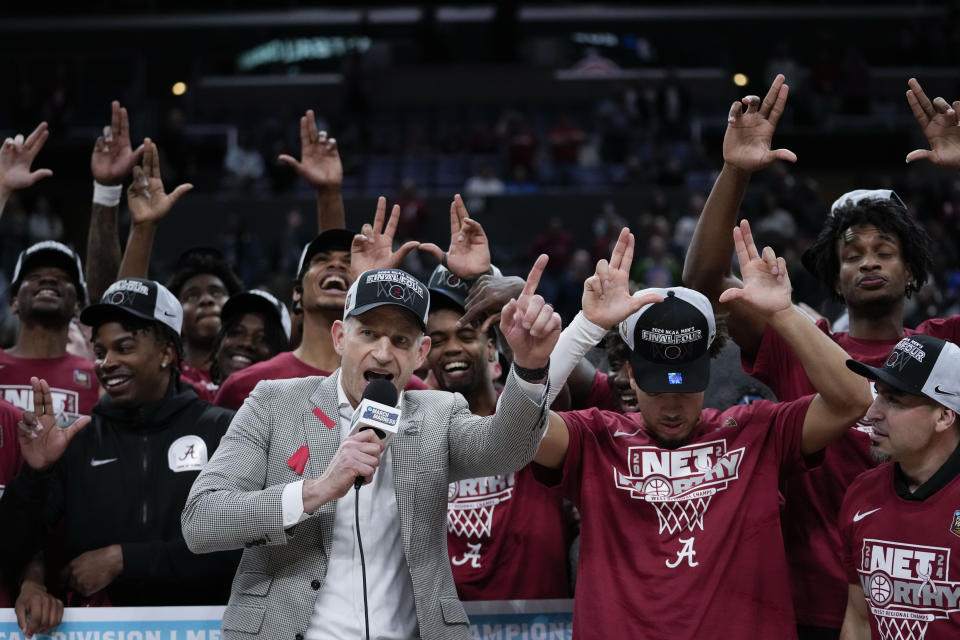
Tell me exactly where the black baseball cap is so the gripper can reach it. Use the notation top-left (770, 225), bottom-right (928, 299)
top-left (221, 289), bottom-right (292, 340)
top-left (81, 278), bottom-right (183, 336)
top-left (295, 229), bottom-right (359, 283)
top-left (11, 241), bottom-right (88, 304)
top-left (847, 335), bottom-right (960, 414)
top-left (618, 287), bottom-right (716, 393)
top-left (344, 268), bottom-right (430, 331)
top-left (427, 263), bottom-right (504, 312)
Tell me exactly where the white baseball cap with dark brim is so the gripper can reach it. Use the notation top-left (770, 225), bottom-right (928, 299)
top-left (846, 334), bottom-right (960, 414)
top-left (344, 268), bottom-right (430, 331)
top-left (80, 278), bottom-right (183, 335)
top-left (11, 240), bottom-right (89, 304)
top-left (221, 289), bottom-right (292, 340)
top-left (619, 287), bottom-right (716, 393)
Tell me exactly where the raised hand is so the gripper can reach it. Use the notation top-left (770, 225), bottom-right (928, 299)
top-left (126, 138), bottom-right (193, 226)
top-left (0, 122), bottom-right (53, 194)
top-left (582, 228), bottom-right (663, 329)
top-left (278, 110), bottom-right (343, 190)
top-left (91, 100), bottom-right (144, 186)
top-left (499, 255), bottom-right (562, 370)
top-left (349, 196), bottom-right (420, 276)
top-left (458, 274), bottom-right (526, 328)
top-left (719, 219), bottom-right (792, 317)
top-left (723, 73), bottom-right (797, 173)
top-left (420, 194), bottom-right (491, 278)
top-left (18, 377), bottom-right (91, 472)
top-left (905, 77), bottom-right (960, 171)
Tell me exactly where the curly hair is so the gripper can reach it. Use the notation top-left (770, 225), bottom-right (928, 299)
top-left (800, 198), bottom-right (933, 301)
top-left (166, 247), bottom-right (244, 300)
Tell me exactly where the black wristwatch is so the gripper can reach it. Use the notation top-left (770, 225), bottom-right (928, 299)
top-left (514, 360), bottom-right (549, 383)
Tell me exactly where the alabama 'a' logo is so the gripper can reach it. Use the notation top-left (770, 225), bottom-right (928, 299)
top-left (167, 435), bottom-right (208, 472)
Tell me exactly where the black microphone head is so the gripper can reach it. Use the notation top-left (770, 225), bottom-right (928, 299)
top-left (362, 378), bottom-right (399, 407)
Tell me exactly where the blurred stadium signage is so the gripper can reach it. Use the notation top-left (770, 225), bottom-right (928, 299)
top-left (238, 36), bottom-right (371, 71)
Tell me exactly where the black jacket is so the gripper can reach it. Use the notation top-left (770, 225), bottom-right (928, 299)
top-left (2, 377), bottom-right (240, 606)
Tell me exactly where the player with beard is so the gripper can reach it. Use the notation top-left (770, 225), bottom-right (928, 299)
top-left (682, 75), bottom-right (960, 638)
top-left (839, 335), bottom-right (960, 640)
top-left (425, 264), bottom-right (571, 600)
top-left (533, 221), bottom-right (872, 639)
top-left (214, 197), bottom-right (429, 410)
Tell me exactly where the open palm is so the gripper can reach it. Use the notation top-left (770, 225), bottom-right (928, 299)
top-left (420, 194), bottom-right (490, 278)
top-left (719, 219), bottom-right (792, 316)
top-left (91, 101), bottom-right (144, 186)
top-left (278, 110), bottom-right (343, 188)
top-left (350, 196), bottom-right (420, 276)
top-left (905, 77), bottom-right (960, 171)
top-left (723, 73), bottom-right (796, 172)
top-left (582, 228), bottom-right (663, 329)
top-left (126, 138), bottom-right (193, 226)
top-left (18, 377), bottom-right (90, 472)
top-left (0, 122), bottom-right (53, 191)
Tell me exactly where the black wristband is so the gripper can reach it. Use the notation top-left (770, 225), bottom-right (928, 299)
top-left (514, 360), bottom-right (549, 383)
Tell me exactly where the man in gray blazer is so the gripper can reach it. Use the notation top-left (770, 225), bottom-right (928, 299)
top-left (182, 259), bottom-right (560, 640)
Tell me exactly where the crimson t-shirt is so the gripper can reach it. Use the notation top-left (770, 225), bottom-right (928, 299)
top-left (744, 315), bottom-right (960, 627)
top-left (447, 465), bottom-right (570, 600)
top-left (0, 398), bottom-right (22, 608)
top-left (839, 463), bottom-right (960, 639)
top-left (179, 362), bottom-right (218, 402)
top-left (213, 351), bottom-right (428, 411)
top-left (540, 397), bottom-right (814, 639)
top-left (0, 350), bottom-right (99, 423)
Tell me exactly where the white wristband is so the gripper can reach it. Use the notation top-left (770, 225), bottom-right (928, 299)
top-left (547, 311), bottom-right (608, 406)
top-left (92, 180), bottom-right (122, 207)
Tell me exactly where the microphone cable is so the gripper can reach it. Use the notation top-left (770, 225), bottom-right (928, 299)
top-left (354, 479), bottom-right (371, 640)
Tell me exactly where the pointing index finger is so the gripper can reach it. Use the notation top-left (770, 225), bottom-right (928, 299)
top-left (521, 254), bottom-right (548, 298)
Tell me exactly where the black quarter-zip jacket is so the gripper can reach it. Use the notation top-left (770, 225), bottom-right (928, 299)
top-left (2, 377), bottom-right (241, 606)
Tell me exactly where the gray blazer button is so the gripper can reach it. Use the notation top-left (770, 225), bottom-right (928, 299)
top-left (311, 579), bottom-right (321, 590)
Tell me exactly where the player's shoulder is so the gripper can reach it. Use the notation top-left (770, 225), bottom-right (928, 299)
top-left (228, 352), bottom-right (293, 383)
top-left (558, 406), bottom-right (641, 434)
top-left (911, 314), bottom-right (960, 341)
top-left (0, 397), bottom-right (19, 421)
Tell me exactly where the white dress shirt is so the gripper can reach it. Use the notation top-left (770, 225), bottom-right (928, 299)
top-left (281, 379), bottom-right (418, 640)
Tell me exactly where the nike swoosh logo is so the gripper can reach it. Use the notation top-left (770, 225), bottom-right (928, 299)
top-left (613, 428), bottom-right (643, 438)
top-left (853, 507), bottom-right (881, 522)
top-left (935, 385), bottom-right (958, 396)
top-left (162, 311), bottom-right (176, 318)
top-left (90, 458), bottom-right (118, 467)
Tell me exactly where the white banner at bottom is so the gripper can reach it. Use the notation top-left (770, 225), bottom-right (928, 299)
top-left (0, 600), bottom-right (573, 640)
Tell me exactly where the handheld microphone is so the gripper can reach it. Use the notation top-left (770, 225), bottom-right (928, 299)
top-left (350, 379), bottom-right (401, 490)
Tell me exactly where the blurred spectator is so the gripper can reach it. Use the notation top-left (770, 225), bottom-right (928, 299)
top-left (223, 131), bottom-right (266, 195)
top-left (26, 196), bottom-right (63, 244)
top-left (499, 111), bottom-right (538, 177)
top-left (272, 208), bottom-right (314, 275)
top-left (655, 70), bottom-right (690, 141)
top-left (504, 165), bottom-right (538, 194)
top-left (591, 201), bottom-right (626, 263)
top-left (396, 177), bottom-right (429, 243)
top-left (464, 163), bottom-right (505, 213)
top-left (528, 217), bottom-right (574, 304)
top-left (216, 213), bottom-right (265, 288)
top-left (548, 114), bottom-right (587, 184)
top-left (631, 234), bottom-right (681, 288)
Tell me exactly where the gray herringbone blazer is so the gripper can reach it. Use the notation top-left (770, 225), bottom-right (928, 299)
top-left (182, 368), bottom-right (548, 640)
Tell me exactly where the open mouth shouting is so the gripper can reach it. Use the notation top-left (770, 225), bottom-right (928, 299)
top-left (440, 359), bottom-right (472, 383)
top-left (318, 273), bottom-right (349, 296)
top-left (363, 369), bottom-right (395, 383)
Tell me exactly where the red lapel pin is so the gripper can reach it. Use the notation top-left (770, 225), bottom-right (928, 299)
top-left (312, 407), bottom-right (336, 429)
top-left (287, 445), bottom-right (309, 475)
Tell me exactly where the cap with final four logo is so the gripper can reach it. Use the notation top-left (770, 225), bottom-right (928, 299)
top-left (80, 278), bottom-right (184, 335)
top-left (619, 287), bottom-right (716, 393)
top-left (846, 334), bottom-right (960, 414)
top-left (344, 268), bottom-right (430, 331)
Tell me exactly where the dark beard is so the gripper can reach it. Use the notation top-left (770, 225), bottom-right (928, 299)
top-left (24, 305), bottom-right (72, 330)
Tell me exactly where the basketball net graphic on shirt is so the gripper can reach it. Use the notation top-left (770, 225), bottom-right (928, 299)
top-left (1, 384), bottom-right (82, 428)
top-left (447, 473), bottom-right (516, 568)
top-left (858, 538), bottom-right (960, 640)
top-left (613, 439), bottom-right (743, 568)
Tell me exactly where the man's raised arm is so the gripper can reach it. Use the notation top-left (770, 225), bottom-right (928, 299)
top-left (86, 101), bottom-right (144, 300)
top-left (682, 73), bottom-right (796, 359)
top-left (718, 220), bottom-right (872, 455)
top-left (0, 122), bottom-right (52, 218)
top-left (277, 110), bottom-right (346, 231)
